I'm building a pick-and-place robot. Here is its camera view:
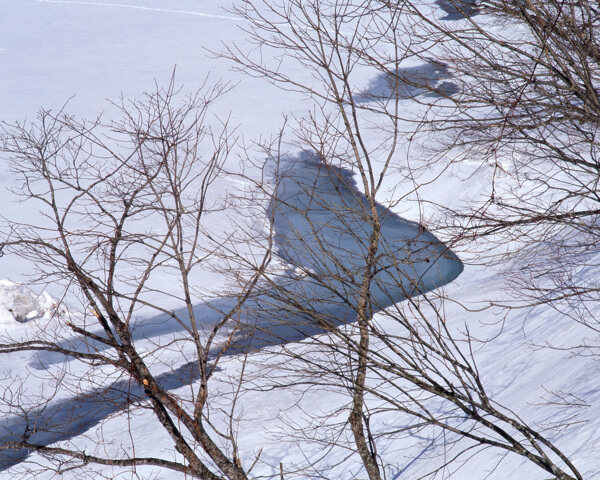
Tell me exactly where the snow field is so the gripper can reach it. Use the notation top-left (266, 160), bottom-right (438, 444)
top-left (0, 0), bottom-right (598, 479)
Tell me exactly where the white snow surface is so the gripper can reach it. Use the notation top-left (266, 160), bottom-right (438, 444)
top-left (0, 1), bottom-right (599, 479)
top-left (0, 280), bottom-right (56, 324)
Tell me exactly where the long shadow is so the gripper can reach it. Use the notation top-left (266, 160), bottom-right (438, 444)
top-left (356, 0), bottom-right (480, 105)
top-left (355, 59), bottom-right (459, 104)
top-left (0, 151), bottom-right (463, 470)
top-left (436, 0), bottom-right (479, 20)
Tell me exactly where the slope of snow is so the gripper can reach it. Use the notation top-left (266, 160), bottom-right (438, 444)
top-left (0, 0), bottom-right (598, 479)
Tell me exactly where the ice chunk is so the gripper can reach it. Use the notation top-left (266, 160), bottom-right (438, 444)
top-left (0, 280), bottom-right (55, 324)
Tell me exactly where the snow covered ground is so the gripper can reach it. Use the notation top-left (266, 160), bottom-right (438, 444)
top-left (1, 0), bottom-right (599, 479)
top-left (0, 280), bottom-right (56, 324)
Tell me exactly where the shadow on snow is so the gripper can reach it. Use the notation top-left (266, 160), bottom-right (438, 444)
top-left (0, 151), bottom-right (463, 470)
top-left (355, 59), bottom-right (459, 104)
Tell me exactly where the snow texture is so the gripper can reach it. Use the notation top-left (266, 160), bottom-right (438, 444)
top-left (0, 280), bottom-right (55, 325)
top-left (0, 151), bottom-right (463, 470)
top-left (0, 1), bottom-right (598, 479)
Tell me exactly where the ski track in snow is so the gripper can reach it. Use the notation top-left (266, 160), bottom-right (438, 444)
top-left (34, 0), bottom-right (241, 21)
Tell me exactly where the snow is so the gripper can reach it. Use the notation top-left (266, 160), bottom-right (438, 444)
top-left (355, 59), bottom-right (459, 102)
top-left (0, 0), bottom-right (598, 479)
top-left (0, 150), bottom-right (463, 472)
top-left (0, 280), bottom-right (56, 325)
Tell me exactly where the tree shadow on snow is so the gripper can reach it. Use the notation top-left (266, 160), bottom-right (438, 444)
top-left (355, 59), bottom-right (459, 104)
top-left (0, 151), bottom-right (463, 470)
top-left (436, 0), bottom-right (479, 20)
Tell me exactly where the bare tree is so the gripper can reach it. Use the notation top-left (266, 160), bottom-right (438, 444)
top-left (238, 148), bottom-right (583, 480)
top-left (403, 0), bottom-right (600, 317)
top-left (0, 76), bottom-right (270, 479)
top-left (0, 1), bottom-right (594, 478)
top-left (222, 1), bottom-right (584, 478)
